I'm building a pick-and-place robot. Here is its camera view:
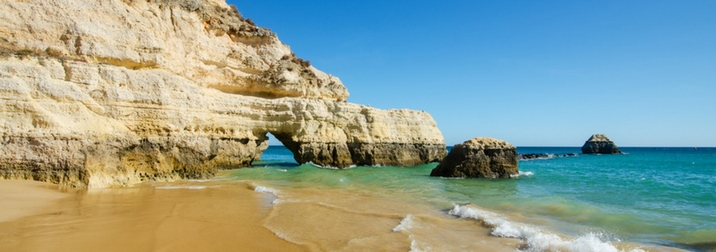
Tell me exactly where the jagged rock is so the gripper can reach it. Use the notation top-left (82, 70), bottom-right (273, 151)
top-left (0, 0), bottom-right (447, 188)
top-left (581, 134), bottom-right (621, 154)
top-left (430, 138), bottom-right (518, 178)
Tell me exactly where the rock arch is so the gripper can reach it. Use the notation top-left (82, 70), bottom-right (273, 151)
top-left (0, 0), bottom-right (447, 187)
top-left (259, 130), bottom-right (352, 168)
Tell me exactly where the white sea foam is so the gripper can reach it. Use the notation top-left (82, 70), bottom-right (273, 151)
top-left (307, 161), bottom-right (357, 170)
top-left (449, 204), bottom-right (643, 252)
top-left (187, 179), bottom-right (210, 182)
top-left (510, 171), bottom-right (535, 178)
top-left (393, 214), bottom-right (415, 232)
top-left (408, 235), bottom-right (431, 252)
top-left (251, 184), bottom-right (282, 205)
top-left (254, 185), bottom-right (279, 195)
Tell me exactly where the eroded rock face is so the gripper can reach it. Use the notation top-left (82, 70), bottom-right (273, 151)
top-left (0, 0), bottom-right (446, 187)
top-left (430, 138), bottom-right (518, 178)
top-left (581, 134), bottom-right (621, 154)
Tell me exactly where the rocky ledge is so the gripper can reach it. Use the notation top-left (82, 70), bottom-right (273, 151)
top-left (0, 0), bottom-right (446, 188)
top-left (430, 137), bottom-right (518, 178)
top-left (581, 134), bottom-right (621, 154)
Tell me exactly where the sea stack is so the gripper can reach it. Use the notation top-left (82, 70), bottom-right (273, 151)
top-left (581, 134), bottom-right (622, 154)
top-left (0, 0), bottom-right (447, 188)
top-left (430, 137), bottom-right (518, 178)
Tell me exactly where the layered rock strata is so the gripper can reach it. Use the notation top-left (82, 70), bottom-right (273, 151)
top-left (430, 137), bottom-right (518, 178)
top-left (581, 134), bottom-right (621, 154)
top-left (0, 0), bottom-right (446, 188)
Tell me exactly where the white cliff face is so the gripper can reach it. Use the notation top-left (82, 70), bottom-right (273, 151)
top-left (0, 0), bottom-right (347, 101)
top-left (0, 0), bottom-right (446, 188)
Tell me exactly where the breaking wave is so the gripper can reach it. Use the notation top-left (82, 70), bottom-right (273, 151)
top-left (393, 214), bottom-right (415, 232)
top-left (449, 204), bottom-right (645, 252)
top-left (510, 171), bottom-right (535, 178)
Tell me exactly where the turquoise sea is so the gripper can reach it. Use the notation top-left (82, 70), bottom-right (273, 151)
top-left (225, 146), bottom-right (716, 251)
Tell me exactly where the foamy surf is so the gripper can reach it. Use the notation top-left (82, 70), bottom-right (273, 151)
top-left (394, 215), bottom-right (433, 252)
top-left (393, 214), bottom-right (416, 232)
top-left (409, 236), bottom-right (432, 252)
top-left (187, 179), bottom-right (211, 182)
top-left (510, 171), bottom-right (535, 178)
top-left (252, 184), bottom-right (280, 195)
top-left (307, 161), bottom-right (357, 170)
top-left (449, 204), bottom-right (645, 252)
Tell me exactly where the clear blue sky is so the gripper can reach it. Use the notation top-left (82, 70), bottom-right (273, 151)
top-left (229, 0), bottom-right (716, 147)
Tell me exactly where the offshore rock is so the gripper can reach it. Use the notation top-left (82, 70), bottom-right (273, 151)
top-left (430, 138), bottom-right (518, 178)
top-left (581, 134), bottom-right (622, 154)
top-left (518, 153), bottom-right (577, 160)
top-left (0, 0), bottom-right (446, 188)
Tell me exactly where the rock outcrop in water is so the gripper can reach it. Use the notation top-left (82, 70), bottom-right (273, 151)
top-left (0, 0), bottom-right (447, 188)
top-left (430, 137), bottom-right (518, 178)
top-left (581, 134), bottom-right (621, 154)
top-left (518, 153), bottom-right (577, 160)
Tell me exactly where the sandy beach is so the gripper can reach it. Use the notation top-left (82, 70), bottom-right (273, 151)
top-left (0, 176), bottom-right (693, 252)
top-left (0, 179), bottom-right (306, 252)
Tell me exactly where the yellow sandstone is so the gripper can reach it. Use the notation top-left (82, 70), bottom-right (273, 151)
top-left (0, 0), bottom-right (446, 188)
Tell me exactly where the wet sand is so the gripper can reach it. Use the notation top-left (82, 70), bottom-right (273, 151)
top-left (1, 178), bottom-right (689, 252)
top-left (0, 179), bottom-right (70, 223)
top-left (0, 179), bottom-right (306, 252)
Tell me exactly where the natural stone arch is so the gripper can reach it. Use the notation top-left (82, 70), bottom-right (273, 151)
top-left (0, 0), bottom-right (448, 187)
top-left (253, 130), bottom-right (353, 168)
top-left (252, 130), bottom-right (447, 169)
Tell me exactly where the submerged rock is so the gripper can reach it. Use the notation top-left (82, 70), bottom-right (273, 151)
top-left (581, 134), bottom-right (622, 154)
top-left (430, 138), bottom-right (518, 178)
top-left (0, 0), bottom-right (446, 188)
top-left (518, 153), bottom-right (577, 160)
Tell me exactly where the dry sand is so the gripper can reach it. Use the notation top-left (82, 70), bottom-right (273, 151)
top-left (0, 179), bottom-right (306, 252)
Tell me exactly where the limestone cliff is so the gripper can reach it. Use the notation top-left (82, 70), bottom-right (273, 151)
top-left (0, 0), bottom-right (447, 188)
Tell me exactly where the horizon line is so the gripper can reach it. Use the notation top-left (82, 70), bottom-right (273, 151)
top-left (266, 145), bottom-right (715, 148)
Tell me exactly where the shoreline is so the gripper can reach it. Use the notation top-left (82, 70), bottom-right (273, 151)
top-left (0, 179), bottom-right (306, 252)
top-left (0, 177), bottom-right (693, 252)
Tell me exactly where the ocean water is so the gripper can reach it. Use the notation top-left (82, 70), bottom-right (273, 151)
top-left (224, 146), bottom-right (716, 251)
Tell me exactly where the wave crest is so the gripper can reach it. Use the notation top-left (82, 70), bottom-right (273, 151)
top-left (393, 214), bottom-right (415, 233)
top-left (510, 171), bottom-right (535, 178)
top-left (449, 204), bottom-right (644, 252)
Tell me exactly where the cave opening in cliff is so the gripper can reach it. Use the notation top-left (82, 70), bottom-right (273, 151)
top-left (257, 132), bottom-right (300, 167)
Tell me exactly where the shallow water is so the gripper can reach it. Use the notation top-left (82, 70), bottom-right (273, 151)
top-left (224, 146), bottom-right (716, 251)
